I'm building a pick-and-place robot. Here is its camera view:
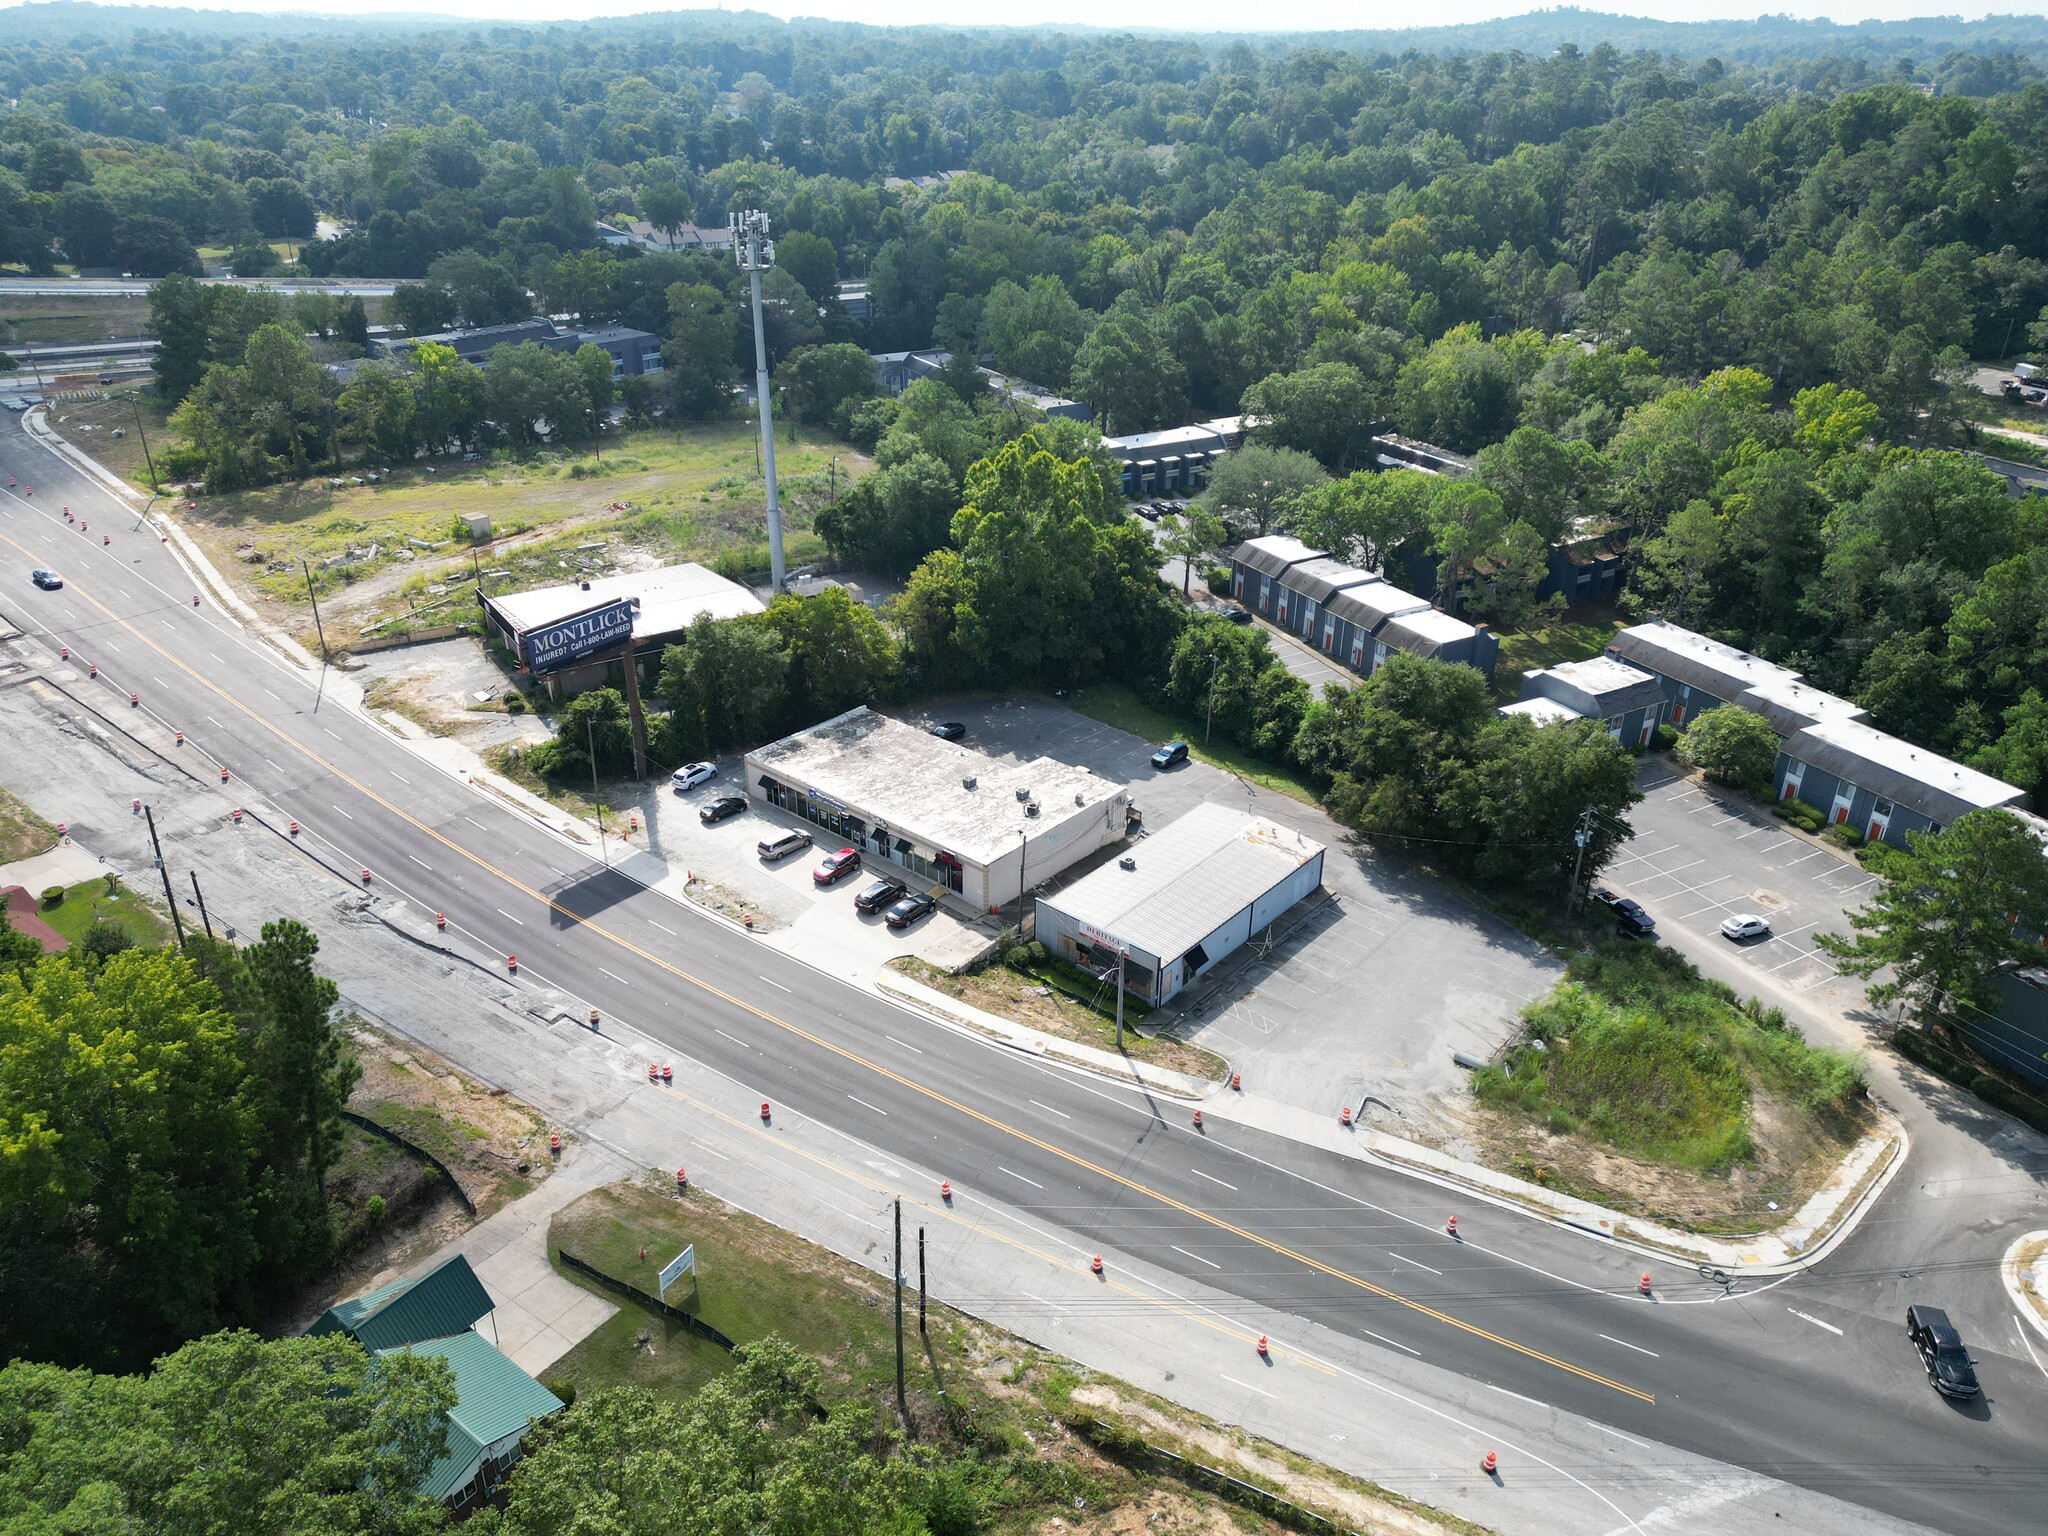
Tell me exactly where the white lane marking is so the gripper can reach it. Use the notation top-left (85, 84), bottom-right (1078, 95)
top-left (1029, 1098), bottom-right (1072, 1119)
top-left (262, 688), bottom-right (279, 700)
top-left (847, 1094), bottom-right (889, 1116)
top-left (1170, 1244), bottom-right (1221, 1269)
top-left (1360, 1328), bottom-right (1420, 1357)
top-left (1190, 1168), bottom-right (1238, 1191)
top-left (330, 805), bottom-right (353, 819)
top-left (206, 715), bottom-right (222, 726)
top-left (2015, 1317), bottom-right (2048, 1381)
top-left (321, 726), bottom-right (340, 739)
top-left (1788, 1307), bottom-right (1842, 1336)
top-left (689, 1142), bottom-right (730, 1161)
top-left (408, 855), bottom-right (431, 869)
top-left (759, 975), bottom-right (791, 993)
top-left (495, 908), bottom-right (525, 925)
top-left (390, 770), bottom-right (410, 784)
top-left (1486, 1383), bottom-right (1549, 1410)
top-left (102, 641), bottom-right (119, 652)
top-left (547, 866), bottom-right (567, 878)
top-left (264, 757), bottom-right (283, 771)
top-left (1598, 1332), bottom-right (1661, 1358)
top-left (153, 675), bottom-right (166, 687)
top-left (1021, 1289), bottom-right (1068, 1313)
top-left (1388, 1251), bottom-right (1443, 1275)
top-left (884, 1035), bottom-right (923, 1054)
top-left (462, 816), bottom-right (484, 828)
top-left (210, 651), bottom-right (225, 662)
top-left (714, 1028), bottom-right (748, 1047)
top-left (600, 968), bottom-right (627, 985)
top-left (997, 1166), bottom-right (1043, 1189)
top-left (648, 919), bottom-right (676, 935)
top-left (1220, 1374), bottom-right (1276, 1399)
top-left (1600, 1424), bottom-right (1657, 1451)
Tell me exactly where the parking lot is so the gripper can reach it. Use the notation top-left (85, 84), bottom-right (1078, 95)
top-left (1599, 764), bottom-right (1878, 994)
top-left (928, 695), bottom-right (1563, 1134)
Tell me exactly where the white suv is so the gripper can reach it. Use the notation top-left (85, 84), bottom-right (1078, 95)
top-left (671, 761), bottom-right (716, 791)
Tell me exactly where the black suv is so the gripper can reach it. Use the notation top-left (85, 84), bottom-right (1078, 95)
top-left (854, 875), bottom-right (908, 912)
top-left (1591, 886), bottom-right (1656, 939)
top-left (1906, 1305), bottom-right (1981, 1399)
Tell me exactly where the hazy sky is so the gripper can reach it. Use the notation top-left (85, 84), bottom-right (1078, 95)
top-left (2, 1), bottom-right (2024, 33)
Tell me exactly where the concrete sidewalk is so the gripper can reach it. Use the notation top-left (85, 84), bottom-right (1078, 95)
top-left (370, 1143), bottom-right (629, 1378)
top-left (1211, 1087), bottom-right (1908, 1277)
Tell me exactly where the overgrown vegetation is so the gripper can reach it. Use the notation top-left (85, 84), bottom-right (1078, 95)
top-left (1475, 942), bottom-right (1867, 1173)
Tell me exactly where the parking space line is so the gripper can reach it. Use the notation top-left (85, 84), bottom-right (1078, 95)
top-left (1781, 847), bottom-right (1829, 866)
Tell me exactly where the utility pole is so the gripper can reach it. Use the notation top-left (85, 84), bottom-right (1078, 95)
top-left (189, 871), bottom-right (214, 941)
top-left (732, 209), bottom-right (785, 591)
top-left (893, 1198), bottom-right (907, 1418)
top-left (128, 392), bottom-right (159, 490)
top-left (1204, 654), bottom-right (1222, 745)
top-left (301, 560), bottom-right (329, 662)
top-left (1567, 806), bottom-right (1598, 912)
top-left (143, 805), bottom-right (187, 952)
top-left (589, 718), bottom-right (607, 866)
top-left (917, 1224), bottom-right (927, 1335)
top-left (1114, 943), bottom-right (1126, 1051)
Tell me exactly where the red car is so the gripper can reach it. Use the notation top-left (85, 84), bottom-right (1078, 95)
top-left (812, 847), bottom-right (862, 885)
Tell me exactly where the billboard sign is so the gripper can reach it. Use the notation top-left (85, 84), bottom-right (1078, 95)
top-left (657, 1244), bottom-right (695, 1297)
top-left (1078, 922), bottom-right (1123, 952)
top-left (522, 598), bottom-right (635, 675)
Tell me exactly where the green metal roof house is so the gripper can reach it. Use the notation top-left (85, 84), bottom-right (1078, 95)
top-left (309, 1253), bottom-right (563, 1508)
top-left (381, 1330), bottom-right (565, 1505)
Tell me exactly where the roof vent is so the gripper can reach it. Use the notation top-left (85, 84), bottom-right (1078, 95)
top-left (1074, 792), bottom-right (1085, 806)
top-left (962, 776), bottom-right (977, 790)
top-left (1025, 802), bottom-right (1040, 817)
top-left (580, 580), bottom-right (591, 590)
top-left (1015, 787), bottom-right (1031, 802)
top-left (1119, 856), bottom-right (1136, 871)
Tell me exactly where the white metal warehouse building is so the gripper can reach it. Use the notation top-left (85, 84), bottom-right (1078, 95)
top-left (744, 707), bottom-right (1130, 912)
top-left (1033, 803), bottom-right (1326, 1005)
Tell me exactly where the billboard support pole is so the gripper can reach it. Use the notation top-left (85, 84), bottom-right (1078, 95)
top-left (620, 631), bottom-right (648, 781)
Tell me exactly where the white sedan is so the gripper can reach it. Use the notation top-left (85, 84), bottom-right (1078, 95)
top-left (1720, 913), bottom-right (1771, 941)
top-left (670, 761), bottom-right (716, 791)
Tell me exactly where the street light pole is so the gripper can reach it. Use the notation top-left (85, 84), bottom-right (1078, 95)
top-left (1567, 805), bottom-right (1597, 912)
top-left (301, 560), bottom-right (329, 662)
top-left (732, 209), bottom-right (785, 591)
top-left (589, 717), bottom-right (608, 867)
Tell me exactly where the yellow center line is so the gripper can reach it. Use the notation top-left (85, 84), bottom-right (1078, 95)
top-left (11, 531), bottom-right (1652, 1405)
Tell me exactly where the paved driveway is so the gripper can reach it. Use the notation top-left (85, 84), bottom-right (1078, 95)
top-left (1599, 761), bottom-right (1877, 994)
top-left (913, 696), bottom-right (1562, 1132)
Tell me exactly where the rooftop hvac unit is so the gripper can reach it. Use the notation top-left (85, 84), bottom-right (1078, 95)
top-left (1015, 787), bottom-right (1031, 801)
top-left (962, 776), bottom-right (977, 790)
top-left (1025, 802), bottom-right (1040, 817)
top-left (1119, 856), bottom-right (1136, 870)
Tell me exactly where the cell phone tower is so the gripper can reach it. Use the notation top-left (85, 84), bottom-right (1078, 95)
top-left (731, 209), bottom-right (785, 591)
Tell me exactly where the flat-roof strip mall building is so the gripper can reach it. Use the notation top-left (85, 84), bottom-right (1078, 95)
top-left (744, 708), bottom-right (1131, 911)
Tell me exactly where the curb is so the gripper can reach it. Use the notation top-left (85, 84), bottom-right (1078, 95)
top-left (2003, 1231), bottom-right (2048, 1348)
top-left (874, 972), bottom-right (1209, 1101)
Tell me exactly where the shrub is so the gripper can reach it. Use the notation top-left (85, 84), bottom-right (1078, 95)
top-left (39, 885), bottom-right (64, 908)
top-left (1650, 723), bottom-right (1679, 752)
top-left (365, 1195), bottom-right (386, 1222)
top-left (544, 1377), bottom-right (577, 1408)
top-left (1820, 823), bottom-right (1864, 848)
top-left (1675, 705), bottom-right (1782, 792)
top-left (79, 920), bottom-right (135, 961)
top-left (505, 695), bottom-right (526, 714)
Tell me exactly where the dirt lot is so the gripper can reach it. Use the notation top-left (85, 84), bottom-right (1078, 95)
top-left (347, 1019), bottom-right (555, 1217)
top-left (351, 637), bottom-right (551, 754)
top-left (39, 392), bottom-right (172, 488)
top-left (0, 784), bottom-right (56, 863)
top-left (1451, 1084), bottom-right (1875, 1236)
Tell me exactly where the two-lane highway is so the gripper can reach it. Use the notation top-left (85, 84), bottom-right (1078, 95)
top-left (4, 417), bottom-right (2047, 1532)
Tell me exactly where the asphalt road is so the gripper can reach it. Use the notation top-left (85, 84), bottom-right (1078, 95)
top-left (4, 416), bottom-right (2047, 1532)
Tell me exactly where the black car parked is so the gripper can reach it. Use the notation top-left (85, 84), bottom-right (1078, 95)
top-left (698, 794), bottom-right (747, 825)
top-left (854, 875), bottom-right (908, 912)
top-left (1906, 1305), bottom-right (1982, 1399)
top-left (930, 721), bottom-right (967, 741)
top-left (1590, 886), bottom-right (1656, 939)
top-left (884, 890), bottom-right (939, 929)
